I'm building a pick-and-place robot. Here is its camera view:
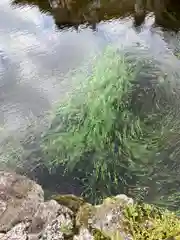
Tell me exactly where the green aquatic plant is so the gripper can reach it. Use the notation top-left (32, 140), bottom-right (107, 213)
top-left (43, 46), bottom-right (143, 201)
top-left (43, 45), bottom-right (180, 205)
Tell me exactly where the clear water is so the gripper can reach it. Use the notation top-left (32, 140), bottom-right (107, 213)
top-left (1, 0), bottom-right (180, 202)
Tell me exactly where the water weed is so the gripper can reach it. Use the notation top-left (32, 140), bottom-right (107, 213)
top-left (43, 45), bottom-right (180, 206)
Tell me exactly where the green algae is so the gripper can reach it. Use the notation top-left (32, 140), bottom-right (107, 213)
top-left (123, 203), bottom-right (180, 240)
top-left (52, 194), bottom-right (85, 213)
top-left (92, 229), bottom-right (111, 240)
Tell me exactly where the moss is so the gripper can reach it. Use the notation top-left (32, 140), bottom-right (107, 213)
top-left (52, 194), bottom-right (85, 213)
top-left (102, 196), bottom-right (120, 205)
top-left (92, 229), bottom-right (111, 240)
top-left (59, 222), bottom-right (73, 236)
top-left (76, 202), bottom-right (94, 228)
top-left (123, 203), bottom-right (180, 240)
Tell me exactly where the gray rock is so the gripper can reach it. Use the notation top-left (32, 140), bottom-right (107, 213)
top-left (0, 171), bottom-right (75, 240)
top-left (0, 170), bottom-right (44, 232)
top-left (40, 205), bottom-right (74, 240)
top-left (29, 200), bottom-right (61, 234)
top-left (0, 233), bottom-right (5, 238)
top-left (74, 227), bottom-right (93, 240)
top-left (1, 222), bottom-right (30, 240)
top-left (76, 195), bottom-right (134, 240)
top-left (28, 233), bottom-right (41, 240)
top-left (0, 200), bottom-right (7, 216)
top-left (0, 171), bottom-right (135, 240)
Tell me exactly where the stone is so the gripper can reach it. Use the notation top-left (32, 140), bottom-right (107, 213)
top-left (29, 200), bottom-right (61, 234)
top-left (0, 170), bottom-right (44, 232)
top-left (28, 233), bottom-right (41, 240)
top-left (0, 200), bottom-right (7, 216)
top-left (52, 194), bottom-right (85, 213)
top-left (1, 222), bottom-right (30, 240)
top-left (40, 205), bottom-right (74, 240)
top-left (0, 171), bottom-right (76, 240)
top-left (1, 171), bottom-right (177, 240)
top-left (76, 195), bottom-right (134, 240)
top-left (73, 227), bottom-right (93, 240)
top-left (115, 194), bottom-right (134, 205)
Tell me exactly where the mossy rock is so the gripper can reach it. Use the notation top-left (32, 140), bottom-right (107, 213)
top-left (76, 202), bottom-right (94, 228)
top-left (52, 194), bottom-right (86, 213)
top-left (75, 194), bottom-right (180, 240)
top-left (165, 233), bottom-right (180, 240)
top-left (52, 194), bottom-right (180, 239)
top-left (92, 229), bottom-right (111, 240)
top-left (123, 203), bottom-right (180, 240)
top-left (76, 195), bottom-right (134, 239)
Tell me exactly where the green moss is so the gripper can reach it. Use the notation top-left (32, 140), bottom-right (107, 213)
top-left (76, 202), bottom-right (94, 228)
top-left (123, 203), bottom-right (180, 240)
top-left (52, 194), bottom-right (85, 213)
top-left (59, 222), bottom-right (73, 236)
top-left (92, 229), bottom-right (111, 240)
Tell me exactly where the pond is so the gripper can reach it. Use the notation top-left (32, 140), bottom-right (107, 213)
top-left (1, 0), bottom-right (180, 209)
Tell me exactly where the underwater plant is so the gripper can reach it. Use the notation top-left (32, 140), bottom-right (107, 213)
top-left (42, 45), bottom-right (180, 206)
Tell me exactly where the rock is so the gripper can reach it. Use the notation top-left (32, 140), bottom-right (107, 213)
top-left (0, 200), bottom-right (7, 216)
top-left (0, 170), bottom-right (44, 232)
top-left (0, 171), bottom-right (179, 240)
top-left (52, 194), bottom-right (85, 213)
top-left (29, 200), bottom-right (61, 234)
top-left (76, 195), bottom-right (180, 240)
top-left (40, 204), bottom-right (74, 240)
top-left (115, 194), bottom-right (134, 205)
top-left (74, 227), bottom-right (93, 240)
top-left (28, 233), bottom-right (41, 240)
top-left (76, 203), bottom-right (94, 228)
top-left (0, 171), bottom-right (76, 240)
top-left (76, 195), bottom-right (134, 240)
top-left (1, 222), bottom-right (30, 240)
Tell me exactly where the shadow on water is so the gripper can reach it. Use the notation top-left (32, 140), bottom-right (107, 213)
top-left (1, 0), bottom-right (180, 202)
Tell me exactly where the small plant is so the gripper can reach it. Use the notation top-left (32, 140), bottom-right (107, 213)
top-left (123, 203), bottom-right (180, 239)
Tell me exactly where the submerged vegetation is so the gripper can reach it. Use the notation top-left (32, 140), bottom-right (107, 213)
top-left (43, 44), bottom-right (180, 208)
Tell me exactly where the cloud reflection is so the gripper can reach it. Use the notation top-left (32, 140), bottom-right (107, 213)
top-left (0, 0), bottom-right (100, 139)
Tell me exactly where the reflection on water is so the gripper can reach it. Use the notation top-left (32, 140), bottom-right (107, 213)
top-left (0, 0), bottom-right (102, 139)
top-left (1, 0), bottom-right (180, 200)
top-left (12, 0), bottom-right (180, 30)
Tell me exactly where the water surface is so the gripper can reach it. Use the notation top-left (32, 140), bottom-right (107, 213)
top-left (1, 0), bottom-right (180, 199)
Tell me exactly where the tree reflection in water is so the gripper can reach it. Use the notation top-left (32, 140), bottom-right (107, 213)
top-left (12, 0), bottom-right (180, 30)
